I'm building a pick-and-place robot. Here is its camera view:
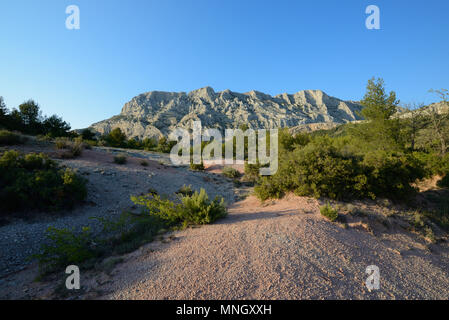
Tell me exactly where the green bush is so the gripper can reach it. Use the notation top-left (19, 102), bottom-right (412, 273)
top-left (0, 150), bottom-right (87, 212)
top-left (190, 161), bottom-right (205, 171)
top-left (140, 160), bottom-right (149, 167)
top-left (255, 138), bottom-right (370, 200)
top-left (55, 137), bottom-right (85, 159)
top-left (132, 188), bottom-right (227, 227)
top-left (244, 161), bottom-right (261, 182)
top-left (33, 189), bottom-right (226, 276)
top-left (81, 129), bottom-right (96, 141)
top-left (222, 166), bottom-right (241, 179)
top-left (176, 184), bottom-right (193, 196)
top-left (32, 226), bottom-right (95, 274)
top-left (362, 150), bottom-right (427, 199)
top-left (178, 189), bottom-right (227, 226)
top-left (105, 128), bottom-right (127, 147)
top-left (412, 151), bottom-right (449, 177)
top-left (0, 130), bottom-right (25, 145)
top-left (54, 137), bottom-right (71, 149)
top-left (254, 177), bottom-right (284, 200)
top-left (320, 203), bottom-right (339, 222)
top-left (113, 154), bottom-right (127, 164)
top-left (254, 136), bottom-right (427, 201)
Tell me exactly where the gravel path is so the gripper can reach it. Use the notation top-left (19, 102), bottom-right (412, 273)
top-left (99, 195), bottom-right (449, 300)
top-left (0, 147), bottom-right (235, 278)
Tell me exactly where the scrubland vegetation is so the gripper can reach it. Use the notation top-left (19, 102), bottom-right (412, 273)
top-left (222, 166), bottom-right (241, 179)
top-left (33, 189), bottom-right (226, 275)
top-left (0, 150), bottom-right (87, 213)
top-left (86, 127), bottom-right (176, 154)
top-left (1, 78), bottom-right (448, 280)
top-left (0, 129), bottom-right (27, 146)
top-left (254, 79), bottom-right (449, 204)
top-left (320, 203), bottom-right (339, 222)
top-left (113, 154), bottom-right (127, 165)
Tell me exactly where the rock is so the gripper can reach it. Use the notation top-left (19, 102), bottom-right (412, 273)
top-left (88, 87), bottom-right (364, 139)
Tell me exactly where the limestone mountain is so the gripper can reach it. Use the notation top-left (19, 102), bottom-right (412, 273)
top-left (89, 87), bottom-right (364, 139)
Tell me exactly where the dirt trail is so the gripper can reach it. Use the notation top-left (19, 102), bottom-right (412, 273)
top-left (99, 195), bottom-right (449, 300)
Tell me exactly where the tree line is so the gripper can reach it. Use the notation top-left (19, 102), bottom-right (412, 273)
top-left (0, 98), bottom-right (71, 137)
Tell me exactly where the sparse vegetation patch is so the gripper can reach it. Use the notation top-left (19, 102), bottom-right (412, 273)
top-left (0, 150), bottom-right (87, 213)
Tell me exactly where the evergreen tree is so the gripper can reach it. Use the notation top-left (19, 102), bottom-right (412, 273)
top-left (361, 78), bottom-right (399, 120)
top-left (356, 78), bottom-right (402, 150)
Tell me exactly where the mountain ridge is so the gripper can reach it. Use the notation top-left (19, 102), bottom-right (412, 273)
top-left (89, 87), bottom-right (365, 139)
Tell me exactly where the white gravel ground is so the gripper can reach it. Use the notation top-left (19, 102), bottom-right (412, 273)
top-left (98, 195), bottom-right (449, 300)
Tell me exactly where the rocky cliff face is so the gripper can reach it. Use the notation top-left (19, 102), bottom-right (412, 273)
top-left (89, 87), bottom-right (364, 139)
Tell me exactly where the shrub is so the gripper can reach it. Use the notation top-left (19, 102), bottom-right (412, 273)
top-left (222, 166), bottom-right (241, 179)
top-left (142, 137), bottom-right (158, 151)
top-left (178, 189), bottom-right (227, 226)
top-left (254, 177), bottom-right (284, 200)
top-left (176, 184), bottom-right (194, 196)
top-left (320, 203), bottom-right (339, 222)
top-left (254, 138), bottom-right (370, 200)
top-left (0, 150), bottom-right (87, 212)
top-left (127, 138), bottom-right (142, 150)
top-left (83, 140), bottom-right (97, 148)
top-left (113, 154), bottom-right (127, 165)
top-left (132, 188), bottom-right (227, 228)
top-left (34, 189), bottom-right (226, 276)
top-left (105, 128), bottom-right (127, 147)
top-left (244, 161), bottom-right (261, 182)
top-left (36, 134), bottom-right (53, 142)
top-left (54, 137), bottom-right (71, 149)
top-left (190, 161), bottom-right (205, 171)
top-left (0, 130), bottom-right (25, 145)
top-left (55, 137), bottom-right (85, 158)
top-left (254, 137), bottom-right (427, 201)
top-left (32, 226), bottom-right (95, 274)
top-left (412, 151), bottom-right (446, 176)
top-left (362, 150), bottom-right (427, 200)
top-left (156, 136), bottom-right (176, 153)
top-left (81, 129), bottom-right (96, 141)
top-left (140, 160), bottom-right (149, 167)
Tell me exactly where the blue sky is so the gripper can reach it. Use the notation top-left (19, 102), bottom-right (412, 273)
top-left (0, 0), bottom-right (448, 129)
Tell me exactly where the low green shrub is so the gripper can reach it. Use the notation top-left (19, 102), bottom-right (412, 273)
top-left (254, 177), bottom-right (284, 200)
top-left (0, 150), bottom-right (87, 212)
top-left (55, 137), bottom-right (84, 159)
top-left (113, 154), bottom-right (127, 165)
top-left (33, 189), bottom-right (226, 276)
top-left (222, 166), bottom-right (241, 179)
top-left (190, 161), bottom-right (205, 171)
top-left (132, 188), bottom-right (227, 227)
top-left (179, 189), bottom-right (227, 226)
top-left (176, 184), bottom-right (193, 196)
top-left (0, 130), bottom-right (25, 145)
top-left (32, 226), bottom-right (95, 274)
top-left (54, 137), bottom-right (72, 149)
top-left (320, 203), bottom-right (339, 222)
top-left (412, 151), bottom-right (446, 175)
top-left (244, 161), bottom-right (262, 183)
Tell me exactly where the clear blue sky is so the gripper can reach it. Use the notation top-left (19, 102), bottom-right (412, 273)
top-left (1, 0), bottom-right (448, 129)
